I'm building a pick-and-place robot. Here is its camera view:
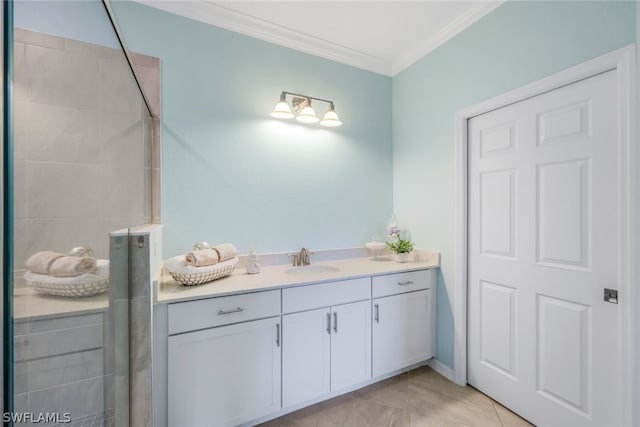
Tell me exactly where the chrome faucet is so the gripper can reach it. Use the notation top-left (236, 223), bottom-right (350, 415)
top-left (288, 247), bottom-right (313, 266)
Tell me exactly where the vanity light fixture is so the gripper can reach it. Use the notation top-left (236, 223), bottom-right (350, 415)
top-left (270, 91), bottom-right (342, 127)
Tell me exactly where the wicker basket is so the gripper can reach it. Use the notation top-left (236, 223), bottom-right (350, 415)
top-left (24, 259), bottom-right (110, 297)
top-left (27, 277), bottom-right (109, 297)
top-left (166, 257), bottom-right (238, 286)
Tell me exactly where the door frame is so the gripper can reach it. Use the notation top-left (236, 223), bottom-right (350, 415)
top-left (453, 44), bottom-right (636, 425)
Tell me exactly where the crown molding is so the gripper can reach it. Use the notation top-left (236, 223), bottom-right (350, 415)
top-left (391, 1), bottom-right (504, 75)
top-left (132, 0), bottom-right (503, 77)
top-left (133, 0), bottom-right (391, 75)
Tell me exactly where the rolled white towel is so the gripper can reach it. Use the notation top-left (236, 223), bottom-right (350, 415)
top-left (49, 256), bottom-right (97, 277)
top-left (25, 259), bottom-right (109, 285)
top-left (25, 251), bottom-right (64, 275)
top-left (165, 255), bottom-right (239, 276)
top-left (25, 259), bottom-right (109, 297)
top-left (185, 249), bottom-right (220, 267)
top-left (213, 243), bottom-right (239, 262)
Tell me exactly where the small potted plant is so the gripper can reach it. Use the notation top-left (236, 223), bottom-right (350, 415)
top-left (386, 237), bottom-right (414, 263)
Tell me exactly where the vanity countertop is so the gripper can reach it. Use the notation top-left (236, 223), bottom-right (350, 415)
top-left (157, 252), bottom-right (440, 304)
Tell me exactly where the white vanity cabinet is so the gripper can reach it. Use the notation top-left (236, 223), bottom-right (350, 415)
top-left (167, 290), bottom-right (281, 427)
top-left (372, 270), bottom-right (435, 377)
top-left (281, 278), bottom-right (371, 408)
top-left (156, 265), bottom-right (438, 427)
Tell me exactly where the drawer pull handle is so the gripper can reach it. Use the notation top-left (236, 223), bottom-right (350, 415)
top-left (326, 312), bottom-right (331, 335)
top-left (398, 280), bottom-right (414, 286)
top-left (217, 307), bottom-right (244, 315)
top-left (374, 304), bottom-right (379, 323)
top-left (276, 323), bottom-right (280, 347)
top-left (333, 312), bottom-right (338, 333)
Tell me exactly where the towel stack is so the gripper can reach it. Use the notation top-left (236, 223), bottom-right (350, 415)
top-left (23, 248), bottom-right (111, 297)
top-left (25, 250), bottom-right (97, 277)
top-left (184, 243), bottom-right (239, 266)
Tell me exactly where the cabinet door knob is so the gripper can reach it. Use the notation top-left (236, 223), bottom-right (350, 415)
top-left (374, 304), bottom-right (379, 323)
top-left (333, 312), bottom-right (338, 333)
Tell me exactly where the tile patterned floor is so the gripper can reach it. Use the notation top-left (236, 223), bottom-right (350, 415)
top-left (259, 367), bottom-right (533, 427)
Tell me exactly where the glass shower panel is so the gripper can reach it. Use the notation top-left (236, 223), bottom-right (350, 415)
top-left (7, 0), bottom-right (152, 425)
top-left (1, 0), bottom-right (8, 417)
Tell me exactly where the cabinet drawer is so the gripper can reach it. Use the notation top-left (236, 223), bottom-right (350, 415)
top-left (168, 290), bottom-right (280, 335)
top-left (283, 278), bottom-right (370, 313)
top-left (372, 269), bottom-right (433, 298)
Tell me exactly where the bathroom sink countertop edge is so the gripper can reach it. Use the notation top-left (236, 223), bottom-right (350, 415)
top-left (156, 252), bottom-right (440, 304)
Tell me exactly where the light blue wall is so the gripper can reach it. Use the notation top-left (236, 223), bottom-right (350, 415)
top-left (111, 2), bottom-right (393, 257)
top-left (14, 0), bottom-right (118, 48)
top-left (392, 0), bottom-right (636, 368)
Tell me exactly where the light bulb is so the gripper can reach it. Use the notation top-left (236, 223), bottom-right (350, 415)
top-left (296, 105), bottom-right (319, 124)
top-left (320, 106), bottom-right (342, 127)
top-left (270, 94), bottom-right (294, 119)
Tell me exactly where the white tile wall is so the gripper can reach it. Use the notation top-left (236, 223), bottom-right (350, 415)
top-left (13, 28), bottom-right (157, 269)
top-left (99, 57), bottom-right (142, 114)
top-left (98, 111), bottom-right (144, 167)
top-left (25, 103), bottom-right (100, 163)
top-left (25, 44), bottom-right (100, 109)
top-left (100, 165), bottom-right (145, 220)
top-left (13, 41), bottom-right (27, 96)
top-left (13, 99), bottom-right (26, 160)
top-left (21, 218), bottom-right (106, 261)
top-left (25, 163), bottom-right (103, 218)
top-left (11, 27), bottom-right (160, 426)
top-left (13, 159), bottom-right (26, 218)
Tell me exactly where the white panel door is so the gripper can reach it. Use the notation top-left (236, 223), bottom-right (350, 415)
top-left (282, 308), bottom-right (331, 408)
top-left (468, 70), bottom-right (621, 427)
top-left (330, 300), bottom-right (372, 391)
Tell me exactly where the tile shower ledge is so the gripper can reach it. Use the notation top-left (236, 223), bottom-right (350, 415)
top-left (157, 252), bottom-right (440, 304)
top-left (13, 286), bottom-right (108, 321)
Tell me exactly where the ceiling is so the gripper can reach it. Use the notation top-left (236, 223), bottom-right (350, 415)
top-left (133, 1), bottom-right (504, 76)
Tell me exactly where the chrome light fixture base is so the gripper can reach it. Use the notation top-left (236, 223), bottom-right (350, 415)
top-left (292, 96), bottom-right (308, 114)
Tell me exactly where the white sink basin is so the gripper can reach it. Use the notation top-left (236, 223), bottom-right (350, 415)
top-left (285, 265), bottom-right (341, 275)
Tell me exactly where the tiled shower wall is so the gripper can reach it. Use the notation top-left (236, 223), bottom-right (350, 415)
top-left (12, 27), bottom-right (160, 270)
top-left (10, 27), bottom-right (160, 426)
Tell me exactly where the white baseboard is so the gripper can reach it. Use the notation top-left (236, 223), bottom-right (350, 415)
top-left (427, 358), bottom-right (458, 383)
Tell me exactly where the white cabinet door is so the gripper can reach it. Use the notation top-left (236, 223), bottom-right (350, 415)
top-left (330, 300), bottom-right (372, 391)
top-left (282, 301), bottom-right (371, 407)
top-left (282, 308), bottom-right (331, 408)
top-left (168, 317), bottom-right (281, 427)
top-left (372, 289), bottom-right (431, 377)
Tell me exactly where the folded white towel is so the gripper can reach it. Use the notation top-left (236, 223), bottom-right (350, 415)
top-left (213, 243), bottom-right (239, 262)
top-left (49, 256), bottom-right (97, 277)
top-left (185, 249), bottom-right (220, 267)
top-left (25, 251), bottom-right (64, 274)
